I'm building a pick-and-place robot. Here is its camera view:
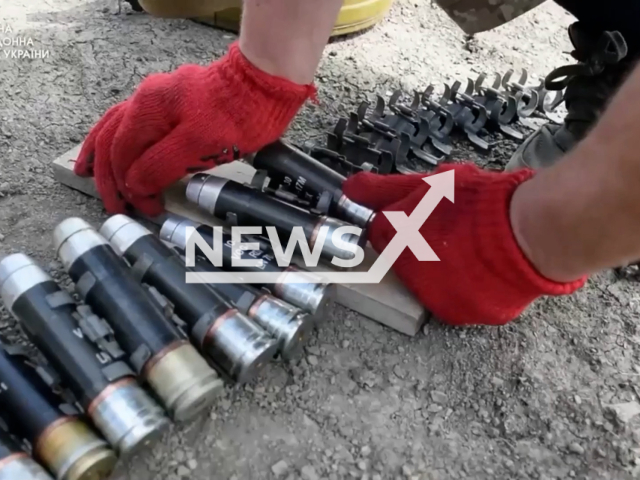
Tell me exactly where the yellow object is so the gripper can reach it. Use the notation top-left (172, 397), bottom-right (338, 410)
top-left (138, 0), bottom-right (394, 37)
top-left (335, 0), bottom-right (395, 35)
top-left (139, 0), bottom-right (239, 18)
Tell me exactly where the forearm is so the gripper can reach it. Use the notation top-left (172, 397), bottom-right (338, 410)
top-left (511, 63), bottom-right (640, 282)
top-left (239, 0), bottom-right (344, 84)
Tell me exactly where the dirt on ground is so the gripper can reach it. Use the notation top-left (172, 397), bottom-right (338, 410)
top-left (2, 1), bottom-right (640, 479)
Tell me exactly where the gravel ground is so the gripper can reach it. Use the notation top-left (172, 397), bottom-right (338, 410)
top-left (2, 1), bottom-right (640, 479)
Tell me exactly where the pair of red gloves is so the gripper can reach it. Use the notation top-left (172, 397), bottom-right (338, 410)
top-left (76, 42), bottom-right (586, 327)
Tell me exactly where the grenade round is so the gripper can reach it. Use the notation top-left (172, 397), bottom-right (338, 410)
top-left (52, 218), bottom-right (222, 422)
top-left (187, 258), bottom-right (313, 361)
top-left (159, 216), bottom-right (335, 320)
top-left (0, 341), bottom-right (116, 480)
top-left (100, 215), bottom-right (279, 383)
top-left (186, 174), bottom-right (366, 263)
top-left (0, 254), bottom-right (170, 457)
top-left (0, 429), bottom-right (55, 480)
top-left (251, 140), bottom-right (376, 228)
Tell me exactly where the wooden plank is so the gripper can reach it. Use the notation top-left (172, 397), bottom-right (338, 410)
top-left (53, 146), bottom-right (426, 336)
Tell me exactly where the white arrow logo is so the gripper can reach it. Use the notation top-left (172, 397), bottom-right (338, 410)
top-left (185, 170), bottom-right (455, 284)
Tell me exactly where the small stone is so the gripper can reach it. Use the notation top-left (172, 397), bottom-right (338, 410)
top-left (177, 465), bottom-right (190, 477)
top-left (271, 460), bottom-right (289, 477)
top-left (402, 465), bottom-right (413, 476)
top-left (568, 442), bottom-right (585, 455)
top-left (430, 391), bottom-right (448, 405)
top-left (187, 459), bottom-right (198, 470)
top-left (0, 234), bottom-right (4, 242)
top-left (372, 475), bottom-right (382, 480)
top-left (574, 395), bottom-right (582, 405)
top-left (606, 401), bottom-right (640, 424)
top-left (335, 446), bottom-right (355, 463)
top-left (393, 365), bottom-right (406, 379)
top-left (306, 346), bottom-right (321, 355)
top-left (342, 340), bottom-right (350, 348)
top-left (427, 404), bottom-right (443, 413)
top-left (491, 377), bottom-right (504, 387)
top-left (308, 355), bottom-right (319, 366)
top-left (301, 465), bottom-right (319, 480)
top-left (360, 446), bottom-right (372, 457)
top-left (357, 461), bottom-right (367, 471)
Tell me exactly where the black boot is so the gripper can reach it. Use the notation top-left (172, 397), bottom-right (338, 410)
top-left (506, 22), bottom-right (630, 171)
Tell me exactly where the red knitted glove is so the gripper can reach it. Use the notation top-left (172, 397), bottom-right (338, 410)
top-left (74, 42), bottom-right (315, 215)
top-left (343, 163), bottom-right (587, 326)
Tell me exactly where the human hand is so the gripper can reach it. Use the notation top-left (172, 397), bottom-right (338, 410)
top-left (343, 163), bottom-right (587, 326)
top-left (74, 42), bottom-right (315, 216)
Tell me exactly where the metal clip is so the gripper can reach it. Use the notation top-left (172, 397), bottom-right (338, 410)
top-left (331, 118), bottom-right (396, 174)
top-left (388, 90), bottom-right (422, 123)
top-left (30, 351), bottom-right (81, 412)
top-left (273, 188), bottom-right (307, 205)
top-left (438, 80), bottom-right (493, 151)
top-left (251, 169), bottom-right (270, 190)
top-left (146, 285), bottom-right (173, 318)
top-left (145, 285), bottom-right (189, 338)
top-left (307, 146), bottom-right (375, 177)
top-left (419, 85), bottom-right (454, 156)
top-left (225, 212), bottom-right (239, 226)
top-left (533, 80), bottom-right (565, 116)
top-left (474, 73), bottom-right (523, 141)
top-left (316, 191), bottom-right (333, 214)
top-left (74, 305), bottom-right (126, 361)
top-left (356, 91), bottom-right (447, 173)
top-left (363, 91), bottom-right (417, 138)
top-left (501, 69), bottom-right (539, 119)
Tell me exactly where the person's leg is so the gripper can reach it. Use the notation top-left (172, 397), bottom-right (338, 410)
top-left (506, 0), bottom-right (639, 171)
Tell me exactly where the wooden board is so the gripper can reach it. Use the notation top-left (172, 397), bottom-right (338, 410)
top-left (53, 146), bottom-right (426, 336)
